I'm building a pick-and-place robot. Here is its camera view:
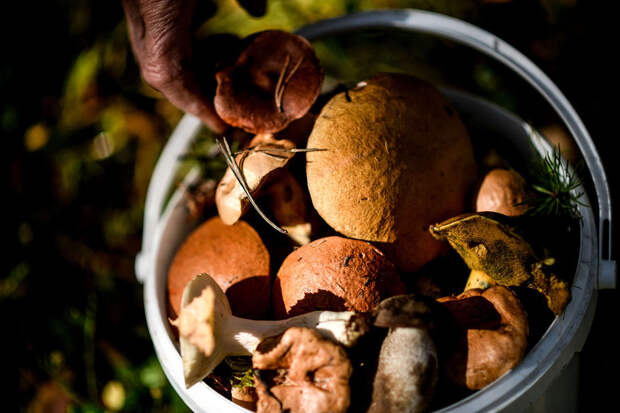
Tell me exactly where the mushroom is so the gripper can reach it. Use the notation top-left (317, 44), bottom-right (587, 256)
top-left (365, 295), bottom-right (439, 413)
top-left (475, 168), bottom-right (530, 216)
top-left (252, 327), bottom-right (352, 413)
top-left (306, 73), bottom-right (477, 272)
top-left (429, 212), bottom-right (571, 315)
top-left (215, 134), bottom-right (296, 225)
top-left (272, 236), bottom-right (406, 319)
top-left (540, 124), bottom-right (580, 165)
top-left (368, 327), bottom-right (439, 413)
top-left (167, 216), bottom-right (270, 319)
top-left (437, 286), bottom-right (529, 390)
top-left (172, 273), bottom-right (370, 388)
top-left (214, 30), bottom-right (323, 134)
top-left (265, 170), bottom-right (315, 245)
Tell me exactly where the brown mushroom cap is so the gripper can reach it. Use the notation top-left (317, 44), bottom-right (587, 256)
top-left (475, 168), bottom-right (530, 216)
top-left (252, 327), bottom-right (352, 413)
top-left (437, 286), bottom-right (529, 390)
top-left (214, 30), bottom-right (323, 134)
top-left (167, 217), bottom-right (270, 319)
top-left (272, 236), bottom-right (406, 319)
top-left (306, 73), bottom-right (477, 272)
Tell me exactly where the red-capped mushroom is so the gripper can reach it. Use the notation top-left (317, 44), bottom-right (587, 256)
top-left (272, 236), bottom-right (406, 319)
top-left (214, 30), bottom-right (323, 134)
top-left (167, 216), bottom-right (270, 319)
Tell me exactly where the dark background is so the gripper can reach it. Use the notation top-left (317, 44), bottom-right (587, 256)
top-left (3, 1), bottom-right (617, 412)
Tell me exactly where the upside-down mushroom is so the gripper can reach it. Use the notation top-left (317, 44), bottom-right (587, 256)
top-left (429, 212), bottom-right (571, 315)
top-left (172, 273), bottom-right (370, 388)
top-left (437, 286), bottom-right (529, 390)
top-left (214, 30), bottom-right (323, 134)
top-left (252, 327), bottom-right (352, 413)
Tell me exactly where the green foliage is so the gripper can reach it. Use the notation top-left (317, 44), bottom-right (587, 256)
top-left (526, 146), bottom-right (587, 220)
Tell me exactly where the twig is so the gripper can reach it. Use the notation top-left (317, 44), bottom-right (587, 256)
top-left (216, 135), bottom-right (287, 234)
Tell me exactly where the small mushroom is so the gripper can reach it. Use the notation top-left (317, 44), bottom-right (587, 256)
top-left (366, 295), bottom-right (439, 413)
top-left (540, 124), bottom-right (580, 165)
top-left (272, 236), bottom-right (406, 319)
top-left (475, 168), bottom-right (530, 216)
top-left (368, 327), bottom-right (438, 413)
top-left (214, 30), bottom-right (323, 134)
top-left (167, 216), bottom-right (270, 319)
top-left (437, 286), bottom-right (529, 390)
top-left (265, 170), bottom-right (315, 245)
top-left (429, 212), bottom-right (571, 315)
top-left (215, 134), bottom-right (296, 225)
top-left (172, 273), bottom-right (369, 388)
top-left (252, 327), bottom-right (352, 413)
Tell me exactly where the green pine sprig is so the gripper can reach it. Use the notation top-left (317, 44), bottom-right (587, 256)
top-left (224, 356), bottom-right (255, 388)
top-left (525, 145), bottom-right (587, 220)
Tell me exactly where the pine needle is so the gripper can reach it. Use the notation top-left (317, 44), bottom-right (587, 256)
top-left (524, 145), bottom-right (587, 220)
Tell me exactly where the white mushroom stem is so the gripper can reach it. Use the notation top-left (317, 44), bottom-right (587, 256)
top-left (173, 273), bottom-right (364, 388)
top-left (368, 327), bottom-right (438, 413)
top-left (231, 311), bottom-right (359, 355)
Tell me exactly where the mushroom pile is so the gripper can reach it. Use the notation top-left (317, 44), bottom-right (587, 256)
top-left (166, 29), bottom-right (577, 413)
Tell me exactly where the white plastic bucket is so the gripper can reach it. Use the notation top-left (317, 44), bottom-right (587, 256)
top-left (136, 9), bottom-right (616, 413)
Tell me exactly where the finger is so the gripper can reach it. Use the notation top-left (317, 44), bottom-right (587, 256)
top-left (125, 0), bottom-right (228, 133)
top-left (121, 0), bottom-right (146, 62)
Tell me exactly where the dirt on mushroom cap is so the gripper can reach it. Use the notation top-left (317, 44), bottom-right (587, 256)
top-left (272, 236), bottom-right (405, 319)
top-left (167, 217), bottom-right (270, 319)
top-left (306, 73), bottom-right (477, 272)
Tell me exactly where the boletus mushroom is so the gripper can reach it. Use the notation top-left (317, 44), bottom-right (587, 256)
top-left (167, 216), bottom-right (270, 319)
top-left (368, 327), bottom-right (438, 413)
top-left (368, 295), bottom-right (439, 413)
top-left (306, 73), bottom-right (477, 272)
top-left (272, 236), bottom-right (406, 319)
top-left (214, 30), bottom-right (323, 134)
top-left (215, 133), bottom-right (296, 225)
top-left (475, 168), bottom-right (530, 216)
top-left (252, 327), bottom-right (352, 413)
top-left (437, 286), bottom-right (529, 390)
top-left (173, 273), bottom-right (369, 387)
top-left (429, 212), bottom-right (571, 315)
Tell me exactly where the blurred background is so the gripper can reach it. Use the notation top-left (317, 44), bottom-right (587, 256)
top-left (3, 0), bottom-right (617, 412)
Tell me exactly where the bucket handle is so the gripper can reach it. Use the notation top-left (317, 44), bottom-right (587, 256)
top-left (135, 9), bottom-right (615, 289)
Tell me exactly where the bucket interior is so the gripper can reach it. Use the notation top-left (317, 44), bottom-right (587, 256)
top-left (146, 86), bottom-right (598, 412)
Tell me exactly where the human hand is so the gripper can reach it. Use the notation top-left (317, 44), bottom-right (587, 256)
top-left (121, 0), bottom-right (266, 134)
